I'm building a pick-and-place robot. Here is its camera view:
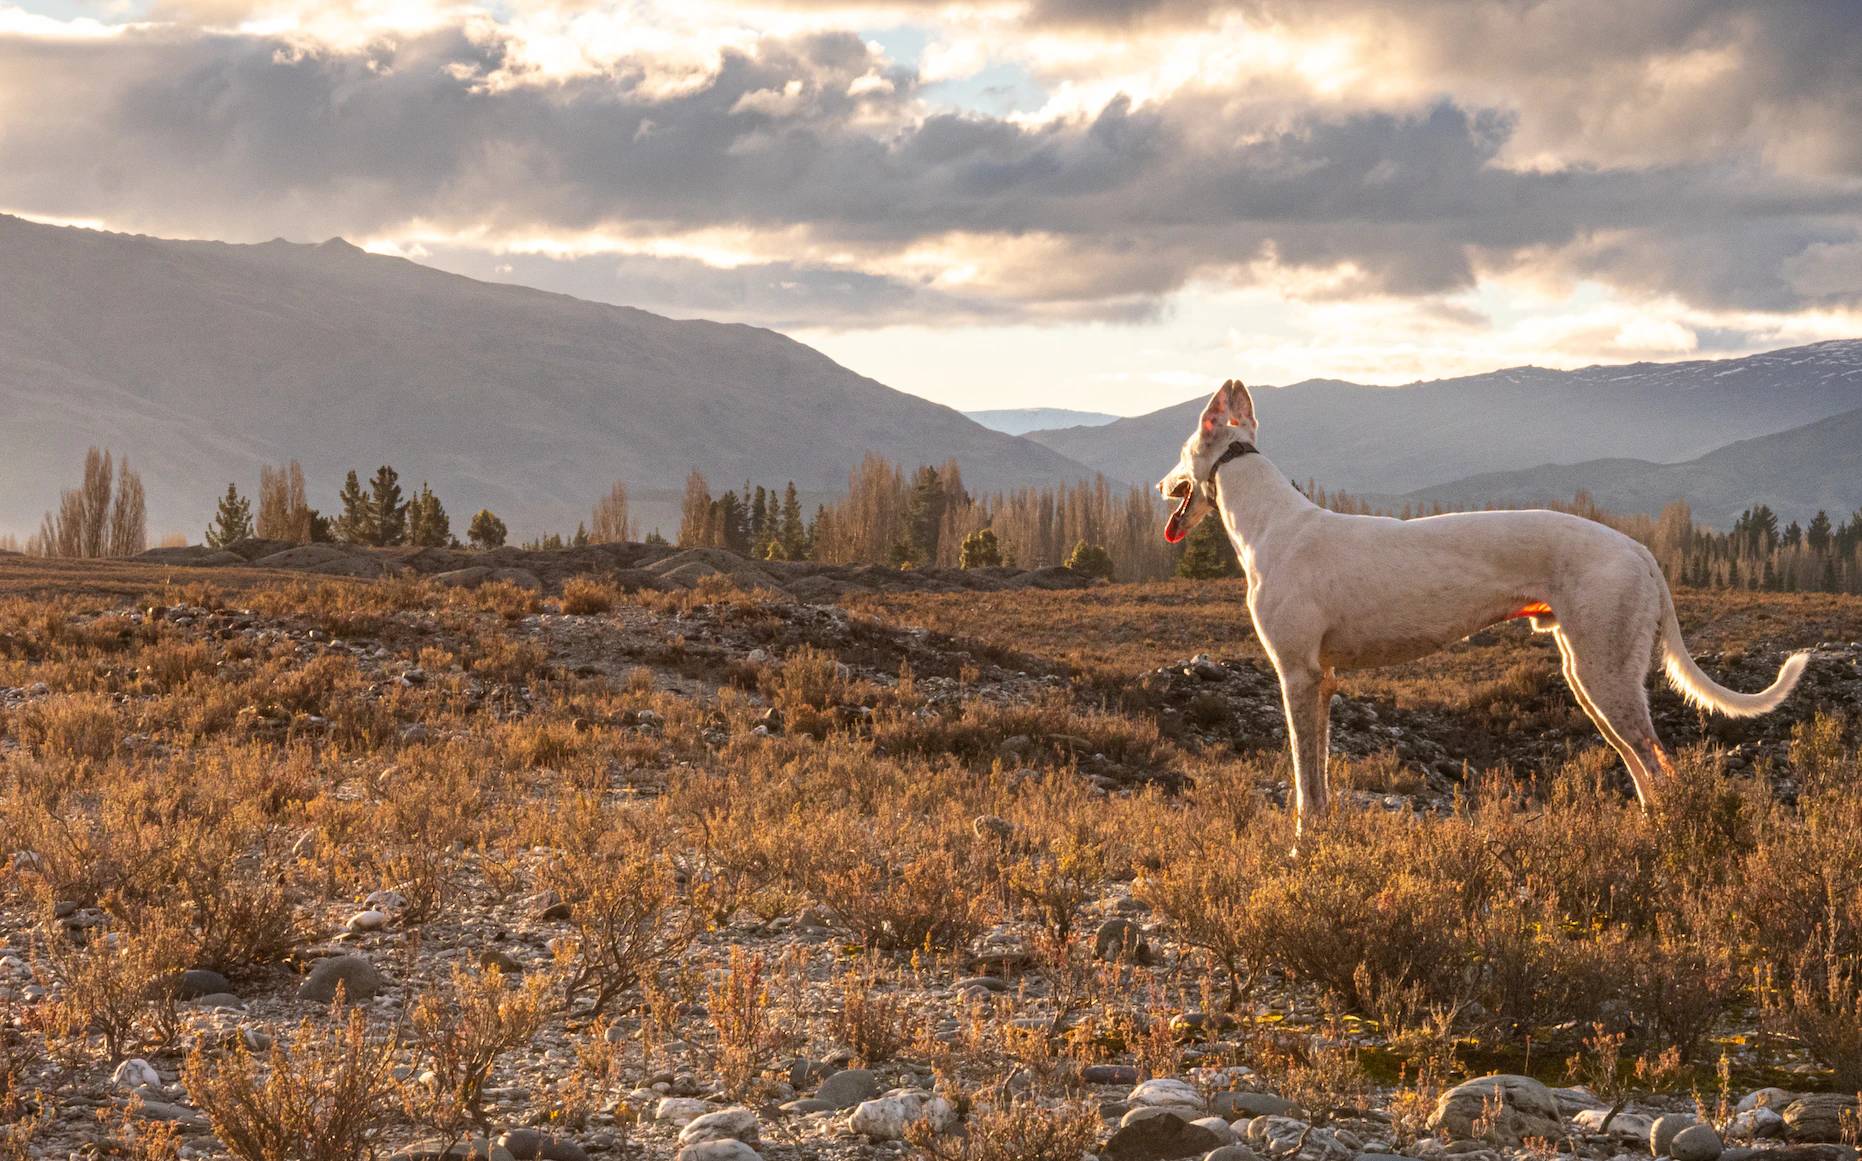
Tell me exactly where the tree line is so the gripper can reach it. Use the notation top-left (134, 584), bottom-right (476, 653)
top-left (672, 456), bottom-right (1193, 581)
top-left (17, 445), bottom-right (1862, 594)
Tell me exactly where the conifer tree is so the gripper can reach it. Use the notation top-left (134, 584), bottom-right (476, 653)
top-left (206, 483), bottom-right (254, 548)
top-left (335, 470), bottom-right (374, 544)
top-left (958, 528), bottom-right (1002, 569)
top-left (1176, 515), bottom-right (1239, 579)
top-left (368, 465), bottom-right (407, 546)
top-left (405, 483), bottom-right (452, 547)
top-left (1065, 539), bottom-right (1114, 579)
top-left (778, 482), bottom-right (806, 559)
top-left (467, 509), bottom-right (507, 549)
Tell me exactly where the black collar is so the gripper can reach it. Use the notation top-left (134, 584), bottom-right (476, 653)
top-left (1205, 440), bottom-right (1258, 490)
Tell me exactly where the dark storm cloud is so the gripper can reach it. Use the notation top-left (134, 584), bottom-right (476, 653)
top-left (0, 7), bottom-right (1858, 324)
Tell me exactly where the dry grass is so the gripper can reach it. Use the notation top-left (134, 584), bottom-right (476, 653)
top-left (1, 571), bottom-right (1859, 1160)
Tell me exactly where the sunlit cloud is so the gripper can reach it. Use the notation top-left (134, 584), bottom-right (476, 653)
top-left (1, 0), bottom-right (1858, 407)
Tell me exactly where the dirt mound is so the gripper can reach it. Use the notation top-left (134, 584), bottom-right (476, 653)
top-left (146, 538), bottom-right (1101, 602)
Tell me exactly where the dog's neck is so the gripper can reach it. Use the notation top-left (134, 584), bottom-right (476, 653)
top-left (1210, 447), bottom-right (1316, 578)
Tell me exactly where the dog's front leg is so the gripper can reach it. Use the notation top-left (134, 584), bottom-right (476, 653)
top-left (1276, 664), bottom-right (1333, 840)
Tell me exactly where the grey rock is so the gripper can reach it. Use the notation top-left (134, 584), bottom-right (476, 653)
top-left (1213, 1092), bottom-right (1298, 1120)
top-left (391, 1140), bottom-right (515, 1161)
top-left (1095, 916), bottom-right (1151, 962)
top-left (1103, 1109), bottom-right (1228, 1161)
top-left (1084, 1064), bottom-right (1143, 1086)
top-left (1205, 1149), bottom-right (1264, 1161)
top-left (779, 1098), bottom-right (835, 1116)
top-left (188, 992), bottom-right (246, 1010)
top-left (849, 1089), bottom-right (956, 1141)
top-left (1785, 1095), bottom-right (1860, 1144)
top-left (1737, 1089), bottom-right (1796, 1114)
top-left (299, 954), bottom-right (383, 1003)
top-left (1653, 1113), bottom-right (1700, 1157)
top-left (1671, 1124), bottom-right (1724, 1161)
top-left (1430, 1075), bottom-right (1564, 1145)
top-left (675, 1143), bottom-right (761, 1161)
top-left (678, 1107), bottom-right (759, 1146)
top-left (1127, 1077), bottom-right (1204, 1113)
top-left (497, 1130), bottom-right (589, 1161)
top-left (1192, 1116), bottom-right (1241, 1145)
top-left (169, 969), bottom-right (231, 1000)
top-left (815, 1068), bottom-right (881, 1110)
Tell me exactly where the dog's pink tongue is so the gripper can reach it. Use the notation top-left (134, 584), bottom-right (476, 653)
top-left (1163, 493), bottom-right (1192, 543)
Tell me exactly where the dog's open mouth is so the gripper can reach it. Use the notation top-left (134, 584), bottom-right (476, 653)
top-left (1163, 480), bottom-right (1194, 544)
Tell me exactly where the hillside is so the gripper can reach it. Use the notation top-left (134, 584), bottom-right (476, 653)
top-left (965, 407), bottom-right (1119, 434)
top-left (1026, 343), bottom-right (1862, 495)
top-left (0, 215), bottom-right (1100, 539)
top-left (1388, 405), bottom-right (1862, 526)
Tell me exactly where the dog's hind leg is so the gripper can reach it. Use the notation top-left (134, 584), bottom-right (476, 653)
top-left (1277, 663), bottom-right (1334, 839)
top-left (1556, 604), bottom-right (1671, 808)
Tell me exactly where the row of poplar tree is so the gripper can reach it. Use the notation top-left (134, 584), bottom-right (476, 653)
top-left (671, 456), bottom-right (1238, 582)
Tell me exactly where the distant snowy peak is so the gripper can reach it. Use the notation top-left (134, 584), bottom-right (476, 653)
top-left (966, 407), bottom-right (1121, 435)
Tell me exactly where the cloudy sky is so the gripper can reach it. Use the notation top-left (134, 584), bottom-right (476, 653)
top-left (4, 0), bottom-right (1861, 413)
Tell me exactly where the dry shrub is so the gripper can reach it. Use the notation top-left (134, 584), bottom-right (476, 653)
top-left (872, 691), bottom-right (1174, 771)
top-left (1140, 839), bottom-right (1269, 1009)
top-left (560, 577), bottom-right (619, 616)
top-left (1003, 823), bottom-right (1114, 943)
top-left (11, 693), bottom-right (119, 761)
top-left (1765, 927), bottom-right (1862, 1088)
top-left (184, 1003), bottom-right (402, 1161)
top-left (546, 849), bottom-right (694, 1015)
top-left (707, 947), bottom-right (796, 1099)
top-left (808, 827), bottom-right (991, 952)
top-left (469, 637), bottom-right (550, 684)
top-left (909, 1097), bottom-right (1098, 1161)
top-left (408, 964), bottom-right (554, 1136)
top-left (762, 645), bottom-right (851, 737)
top-left (832, 965), bottom-right (918, 1066)
top-left (454, 579), bottom-right (541, 620)
top-left (30, 910), bottom-right (189, 1062)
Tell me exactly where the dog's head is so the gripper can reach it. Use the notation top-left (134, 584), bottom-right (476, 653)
top-left (1158, 378), bottom-right (1257, 544)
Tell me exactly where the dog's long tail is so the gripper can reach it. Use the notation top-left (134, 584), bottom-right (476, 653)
top-left (1659, 589), bottom-right (1808, 717)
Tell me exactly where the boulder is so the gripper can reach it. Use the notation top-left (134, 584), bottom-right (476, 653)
top-left (815, 1068), bottom-right (881, 1110)
top-left (1653, 1113), bottom-right (1700, 1156)
top-left (1671, 1124), bottom-right (1724, 1161)
top-left (298, 954), bottom-right (382, 1003)
top-left (675, 1143), bottom-right (760, 1161)
top-left (848, 1089), bottom-right (956, 1141)
top-left (1101, 1109), bottom-right (1228, 1161)
top-left (1430, 1075), bottom-right (1564, 1145)
top-left (1785, 1095), bottom-right (1860, 1143)
top-left (678, 1108), bottom-right (759, 1147)
top-left (1127, 1077), bottom-right (1204, 1113)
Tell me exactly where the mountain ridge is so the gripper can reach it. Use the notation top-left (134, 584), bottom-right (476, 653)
top-left (0, 214), bottom-right (1103, 539)
top-left (1026, 341), bottom-right (1862, 498)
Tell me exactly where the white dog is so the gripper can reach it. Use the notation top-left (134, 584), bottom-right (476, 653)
top-left (1158, 379), bottom-right (1808, 834)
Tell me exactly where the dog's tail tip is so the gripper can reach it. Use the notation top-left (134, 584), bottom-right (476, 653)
top-left (1664, 643), bottom-right (1809, 719)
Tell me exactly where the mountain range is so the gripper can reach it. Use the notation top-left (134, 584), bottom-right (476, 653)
top-left (4, 212), bottom-right (1859, 541)
top-left (0, 214), bottom-right (1099, 539)
top-left (1026, 342), bottom-right (1862, 525)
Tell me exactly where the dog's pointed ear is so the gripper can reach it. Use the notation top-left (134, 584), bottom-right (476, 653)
top-left (1200, 379), bottom-right (1255, 434)
top-left (1227, 380), bottom-right (1256, 432)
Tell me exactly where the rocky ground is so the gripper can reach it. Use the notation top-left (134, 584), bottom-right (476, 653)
top-left (1, 566), bottom-right (1859, 1161)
